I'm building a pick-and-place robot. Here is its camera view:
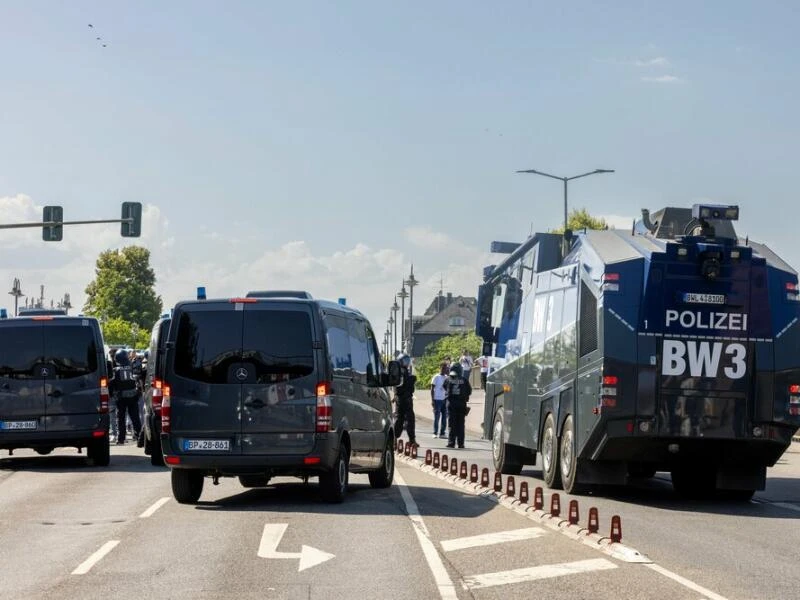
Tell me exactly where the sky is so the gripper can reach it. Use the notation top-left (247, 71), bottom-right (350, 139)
top-left (2, 1), bottom-right (800, 345)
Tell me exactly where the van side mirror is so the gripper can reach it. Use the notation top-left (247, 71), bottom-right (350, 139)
top-left (384, 360), bottom-right (402, 386)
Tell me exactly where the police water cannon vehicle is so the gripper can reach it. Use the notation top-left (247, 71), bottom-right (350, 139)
top-left (476, 203), bottom-right (800, 499)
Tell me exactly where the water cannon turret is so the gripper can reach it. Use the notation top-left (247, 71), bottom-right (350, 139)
top-left (641, 209), bottom-right (658, 233)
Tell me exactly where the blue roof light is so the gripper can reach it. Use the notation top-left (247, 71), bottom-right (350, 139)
top-left (197, 286), bottom-right (207, 300)
top-left (0, 308), bottom-right (7, 319)
top-left (338, 298), bottom-right (347, 306)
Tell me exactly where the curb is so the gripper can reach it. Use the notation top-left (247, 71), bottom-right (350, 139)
top-left (396, 452), bottom-right (651, 564)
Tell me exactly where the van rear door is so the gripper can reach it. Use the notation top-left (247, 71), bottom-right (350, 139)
top-left (0, 322), bottom-right (45, 434)
top-left (42, 321), bottom-right (104, 433)
top-left (240, 303), bottom-right (317, 455)
top-left (168, 304), bottom-right (244, 455)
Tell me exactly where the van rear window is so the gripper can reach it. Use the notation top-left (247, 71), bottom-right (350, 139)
top-left (174, 311), bottom-right (243, 383)
top-left (0, 326), bottom-right (43, 378)
top-left (44, 326), bottom-right (99, 378)
top-left (243, 310), bottom-right (314, 382)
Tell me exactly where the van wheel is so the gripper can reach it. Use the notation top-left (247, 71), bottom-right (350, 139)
top-left (320, 445), bottom-right (349, 503)
top-left (172, 469), bottom-right (204, 504)
top-left (492, 409), bottom-right (522, 475)
top-left (541, 413), bottom-right (561, 489)
top-left (150, 437), bottom-right (165, 467)
top-left (368, 436), bottom-right (395, 489)
top-left (559, 416), bottom-right (582, 494)
top-left (88, 439), bottom-right (110, 467)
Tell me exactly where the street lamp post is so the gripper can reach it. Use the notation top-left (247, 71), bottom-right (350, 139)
top-left (404, 265), bottom-right (419, 356)
top-left (8, 278), bottom-right (24, 317)
top-left (397, 284), bottom-right (408, 353)
top-left (391, 297), bottom-right (399, 355)
top-left (516, 168), bottom-right (615, 241)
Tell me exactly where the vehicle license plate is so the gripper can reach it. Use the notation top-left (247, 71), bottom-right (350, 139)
top-left (183, 439), bottom-right (230, 451)
top-left (0, 420), bottom-right (38, 430)
top-left (682, 293), bottom-right (726, 305)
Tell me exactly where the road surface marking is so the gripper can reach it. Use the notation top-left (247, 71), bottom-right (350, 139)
top-left (441, 527), bottom-right (547, 552)
top-left (464, 558), bottom-right (617, 589)
top-left (257, 523), bottom-right (335, 572)
top-left (395, 470), bottom-right (458, 600)
top-left (139, 497), bottom-right (170, 518)
top-left (645, 563), bottom-right (729, 600)
top-left (768, 501), bottom-right (800, 513)
top-left (71, 540), bottom-right (120, 575)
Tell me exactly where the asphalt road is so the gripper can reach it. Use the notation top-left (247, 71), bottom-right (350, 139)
top-left (1, 439), bottom-right (778, 600)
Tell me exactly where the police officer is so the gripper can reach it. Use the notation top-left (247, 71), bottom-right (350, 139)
top-left (110, 349), bottom-right (142, 445)
top-left (445, 362), bottom-right (472, 449)
top-left (393, 354), bottom-right (417, 447)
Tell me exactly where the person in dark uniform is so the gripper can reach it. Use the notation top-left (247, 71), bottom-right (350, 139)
top-left (109, 349), bottom-right (142, 445)
top-left (445, 362), bottom-right (472, 449)
top-left (393, 354), bottom-right (417, 446)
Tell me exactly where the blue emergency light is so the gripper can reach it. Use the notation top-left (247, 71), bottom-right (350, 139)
top-left (338, 298), bottom-right (347, 305)
top-left (197, 286), bottom-right (207, 300)
top-left (0, 308), bottom-right (7, 319)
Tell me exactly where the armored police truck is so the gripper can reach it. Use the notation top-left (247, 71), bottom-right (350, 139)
top-left (477, 204), bottom-right (800, 499)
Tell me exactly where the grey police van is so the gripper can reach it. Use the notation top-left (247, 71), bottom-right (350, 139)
top-left (160, 294), bottom-right (401, 504)
top-left (0, 315), bottom-right (110, 466)
top-left (141, 315), bottom-right (171, 466)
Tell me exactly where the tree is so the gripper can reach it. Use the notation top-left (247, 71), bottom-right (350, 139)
top-left (101, 317), bottom-right (150, 348)
top-left (83, 246), bottom-right (162, 331)
top-left (413, 332), bottom-right (483, 389)
top-left (552, 208), bottom-right (608, 234)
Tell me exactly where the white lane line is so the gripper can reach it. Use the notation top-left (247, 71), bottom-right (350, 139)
top-left (768, 501), bottom-right (800, 513)
top-left (464, 558), bottom-right (617, 590)
top-left (394, 470), bottom-right (458, 600)
top-left (139, 497), bottom-right (170, 518)
top-left (645, 563), bottom-right (729, 600)
top-left (441, 527), bottom-right (547, 552)
top-left (71, 540), bottom-right (120, 575)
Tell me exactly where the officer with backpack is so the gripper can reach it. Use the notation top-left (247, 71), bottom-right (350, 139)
top-left (445, 362), bottom-right (472, 449)
top-left (110, 348), bottom-right (142, 445)
top-left (393, 354), bottom-right (417, 447)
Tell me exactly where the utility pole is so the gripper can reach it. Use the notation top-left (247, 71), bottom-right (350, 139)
top-left (397, 284), bottom-right (408, 353)
top-left (8, 278), bottom-right (24, 316)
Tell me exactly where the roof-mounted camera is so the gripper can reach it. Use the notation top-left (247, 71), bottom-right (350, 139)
top-left (691, 204), bottom-right (739, 221)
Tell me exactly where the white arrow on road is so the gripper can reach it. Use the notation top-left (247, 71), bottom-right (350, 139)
top-left (258, 524), bottom-right (335, 572)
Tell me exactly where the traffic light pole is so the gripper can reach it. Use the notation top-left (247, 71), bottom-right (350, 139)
top-left (0, 218), bottom-right (130, 229)
top-left (0, 201), bottom-right (142, 239)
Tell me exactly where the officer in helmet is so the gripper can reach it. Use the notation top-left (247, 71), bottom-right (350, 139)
top-left (109, 348), bottom-right (142, 445)
top-left (445, 362), bottom-right (472, 449)
top-left (393, 354), bottom-right (417, 447)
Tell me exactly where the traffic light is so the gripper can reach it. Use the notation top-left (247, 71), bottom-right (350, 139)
top-left (121, 202), bottom-right (142, 237)
top-left (42, 206), bottom-right (63, 241)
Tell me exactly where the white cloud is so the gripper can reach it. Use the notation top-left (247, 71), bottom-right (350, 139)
top-left (641, 75), bottom-right (686, 84)
top-left (635, 57), bottom-right (670, 67)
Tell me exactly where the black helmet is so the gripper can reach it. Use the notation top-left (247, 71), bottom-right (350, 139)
top-left (397, 354), bottom-right (412, 369)
top-left (449, 363), bottom-right (463, 377)
top-left (114, 348), bottom-right (130, 366)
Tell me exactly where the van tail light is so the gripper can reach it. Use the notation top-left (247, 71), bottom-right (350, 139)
top-left (151, 379), bottom-right (163, 414)
top-left (161, 384), bottom-right (172, 433)
top-left (99, 377), bottom-right (109, 413)
top-left (602, 273), bottom-right (620, 292)
top-left (316, 381), bottom-right (333, 433)
top-left (599, 373), bottom-right (618, 410)
top-left (789, 384), bottom-right (800, 416)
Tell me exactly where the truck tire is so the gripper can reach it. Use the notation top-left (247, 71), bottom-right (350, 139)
top-left (172, 469), bottom-right (204, 504)
top-left (492, 409), bottom-right (522, 475)
top-left (320, 445), bottom-right (349, 503)
top-left (88, 438), bottom-right (110, 467)
top-left (542, 413), bottom-right (562, 489)
top-left (150, 436), bottom-right (165, 467)
top-left (368, 435), bottom-right (395, 489)
top-left (559, 415), bottom-right (582, 494)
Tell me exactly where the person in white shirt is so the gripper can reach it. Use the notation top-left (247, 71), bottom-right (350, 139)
top-left (430, 362), bottom-right (448, 438)
top-left (459, 350), bottom-right (473, 383)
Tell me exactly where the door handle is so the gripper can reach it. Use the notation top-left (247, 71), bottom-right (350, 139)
top-left (244, 399), bottom-right (265, 409)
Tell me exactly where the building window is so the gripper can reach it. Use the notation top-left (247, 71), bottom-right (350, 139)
top-left (449, 316), bottom-right (466, 327)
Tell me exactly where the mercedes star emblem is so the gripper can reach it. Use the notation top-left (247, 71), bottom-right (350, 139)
top-left (235, 367), bottom-right (249, 381)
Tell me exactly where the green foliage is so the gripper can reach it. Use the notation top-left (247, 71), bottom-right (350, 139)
top-left (552, 208), bottom-right (608, 234)
top-left (83, 246), bottom-right (162, 331)
top-left (414, 332), bottom-right (483, 389)
top-left (101, 317), bottom-right (150, 348)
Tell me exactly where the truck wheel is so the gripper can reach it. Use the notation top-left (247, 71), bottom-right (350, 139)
top-left (172, 469), bottom-right (204, 504)
top-left (542, 413), bottom-right (562, 489)
top-left (320, 445), bottom-right (349, 503)
top-left (492, 409), bottom-right (522, 475)
top-left (368, 435), bottom-right (395, 489)
top-left (560, 415), bottom-right (582, 494)
top-left (88, 438), bottom-right (110, 467)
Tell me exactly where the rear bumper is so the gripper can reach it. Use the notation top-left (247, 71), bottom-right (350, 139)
top-left (161, 435), bottom-right (340, 475)
top-left (0, 426), bottom-right (108, 451)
